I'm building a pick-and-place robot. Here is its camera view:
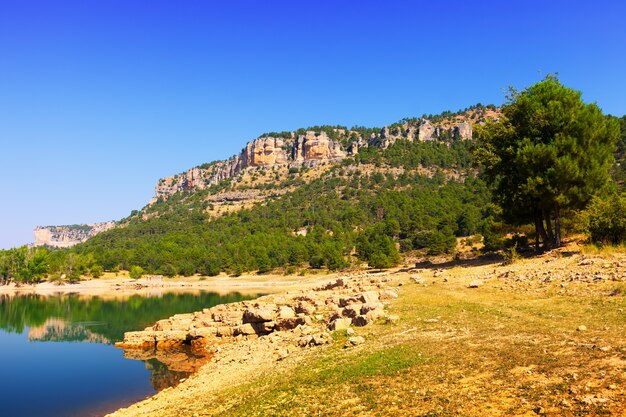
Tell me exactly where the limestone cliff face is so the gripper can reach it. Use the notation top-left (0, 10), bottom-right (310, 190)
top-left (154, 131), bottom-right (348, 200)
top-left (33, 221), bottom-right (115, 248)
top-left (152, 111), bottom-right (492, 202)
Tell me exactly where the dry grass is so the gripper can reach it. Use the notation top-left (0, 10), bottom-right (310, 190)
top-left (184, 253), bottom-right (625, 416)
top-left (112, 247), bottom-right (626, 417)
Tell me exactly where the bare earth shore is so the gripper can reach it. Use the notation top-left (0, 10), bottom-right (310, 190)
top-left (105, 245), bottom-right (626, 417)
top-left (0, 272), bottom-right (336, 299)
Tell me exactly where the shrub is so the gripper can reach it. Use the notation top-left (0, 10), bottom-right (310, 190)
top-left (129, 265), bottom-right (144, 279)
top-left (584, 195), bottom-right (626, 245)
top-left (89, 265), bottom-right (103, 279)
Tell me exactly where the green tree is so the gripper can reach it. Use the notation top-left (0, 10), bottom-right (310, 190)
top-left (90, 264), bottom-right (103, 278)
top-left (129, 265), bottom-right (144, 279)
top-left (476, 76), bottom-right (619, 248)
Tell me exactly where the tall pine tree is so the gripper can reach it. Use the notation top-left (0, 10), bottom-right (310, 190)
top-left (476, 76), bottom-right (619, 248)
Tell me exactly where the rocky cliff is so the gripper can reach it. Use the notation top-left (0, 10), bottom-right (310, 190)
top-left (152, 109), bottom-right (499, 202)
top-left (33, 221), bottom-right (116, 248)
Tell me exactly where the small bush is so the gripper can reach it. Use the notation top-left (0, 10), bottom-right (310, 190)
top-left (89, 265), bottom-right (103, 278)
top-left (129, 265), bottom-right (144, 279)
top-left (584, 195), bottom-right (626, 245)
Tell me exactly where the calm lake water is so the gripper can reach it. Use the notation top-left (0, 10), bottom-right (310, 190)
top-left (0, 291), bottom-right (255, 417)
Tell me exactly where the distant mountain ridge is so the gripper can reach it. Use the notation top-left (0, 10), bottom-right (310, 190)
top-left (33, 222), bottom-right (116, 248)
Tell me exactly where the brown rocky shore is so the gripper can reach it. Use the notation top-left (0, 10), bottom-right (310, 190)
top-left (109, 272), bottom-right (399, 417)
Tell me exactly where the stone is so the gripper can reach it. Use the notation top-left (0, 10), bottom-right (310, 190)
top-left (359, 291), bottom-right (380, 304)
top-left (216, 326), bottom-right (234, 337)
top-left (234, 323), bottom-right (257, 336)
top-left (339, 296), bottom-right (363, 307)
top-left (328, 318), bottom-right (352, 331)
top-left (311, 332), bottom-right (332, 346)
top-left (278, 306), bottom-right (296, 319)
top-left (576, 325), bottom-right (587, 332)
top-left (345, 336), bottom-right (365, 348)
top-left (188, 327), bottom-right (217, 338)
top-left (361, 302), bottom-right (384, 315)
top-left (243, 307), bottom-right (276, 323)
top-left (154, 330), bottom-right (189, 346)
top-left (295, 301), bottom-right (316, 315)
top-left (468, 280), bottom-right (484, 288)
top-left (120, 330), bottom-right (157, 348)
top-left (385, 314), bottom-right (400, 324)
top-left (275, 317), bottom-right (310, 331)
top-left (342, 305), bottom-right (362, 318)
top-left (379, 289), bottom-right (398, 300)
top-left (352, 315), bottom-right (369, 327)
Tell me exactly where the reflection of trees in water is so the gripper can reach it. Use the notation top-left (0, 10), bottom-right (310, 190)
top-left (27, 318), bottom-right (110, 343)
top-left (0, 291), bottom-right (257, 342)
top-left (124, 346), bottom-right (210, 391)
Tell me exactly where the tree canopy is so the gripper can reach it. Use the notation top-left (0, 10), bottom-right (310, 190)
top-left (476, 76), bottom-right (619, 248)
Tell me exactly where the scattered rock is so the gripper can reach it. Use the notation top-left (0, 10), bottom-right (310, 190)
top-left (385, 314), bottom-right (400, 324)
top-left (278, 306), bottom-right (296, 319)
top-left (345, 336), bottom-right (365, 348)
top-left (379, 289), bottom-right (398, 300)
top-left (468, 280), bottom-right (484, 288)
top-left (328, 318), bottom-right (352, 331)
top-left (576, 325), bottom-right (587, 332)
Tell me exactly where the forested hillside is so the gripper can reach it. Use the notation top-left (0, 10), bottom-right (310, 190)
top-left (2, 104), bottom-right (624, 282)
top-left (74, 138), bottom-right (488, 276)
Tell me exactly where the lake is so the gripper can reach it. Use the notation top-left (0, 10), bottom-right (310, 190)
top-left (0, 291), bottom-right (256, 417)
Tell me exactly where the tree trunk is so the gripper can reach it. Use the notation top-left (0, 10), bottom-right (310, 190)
top-left (535, 209), bottom-right (549, 249)
top-left (544, 209), bottom-right (554, 247)
top-left (554, 205), bottom-right (561, 247)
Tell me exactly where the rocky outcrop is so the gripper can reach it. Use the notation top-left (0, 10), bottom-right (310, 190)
top-left (154, 131), bottom-right (348, 200)
top-left (293, 131), bottom-right (346, 162)
top-left (33, 221), bottom-right (115, 248)
top-left (454, 121), bottom-right (472, 140)
top-left (116, 273), bottom-right (396, 357)
top-left (419, 119), bottom-right (437, 141)
top-left (152, 111), bottom-right (489, 202)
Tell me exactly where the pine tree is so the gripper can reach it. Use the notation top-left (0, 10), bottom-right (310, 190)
top-left (476, 76), bottom-right (619, 248)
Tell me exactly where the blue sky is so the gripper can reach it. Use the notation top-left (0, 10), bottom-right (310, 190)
top-left (1, 0), bottom-right (625, 249)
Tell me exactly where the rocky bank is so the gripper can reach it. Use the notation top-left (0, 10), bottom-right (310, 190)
top-left (110, 272), bottom-right (400, 416)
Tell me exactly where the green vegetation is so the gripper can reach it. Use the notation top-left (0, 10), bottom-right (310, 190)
top-left (1, 87), bottom-right (625, 282)
top-left (476, 76), bottom-right (619, 248)
top-left (0, 292), bottom-right (256, 341)
top-left (583, 193), bottom-right (626, 245)
top-left (0, 135), bottom-right (490, 281)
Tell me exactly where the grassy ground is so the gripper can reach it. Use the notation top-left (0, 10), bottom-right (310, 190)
top-left (168, 251), bottom-right (626, 417)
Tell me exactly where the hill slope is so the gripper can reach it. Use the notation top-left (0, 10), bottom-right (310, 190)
top-left (72, 107), bottom-right (499, 276)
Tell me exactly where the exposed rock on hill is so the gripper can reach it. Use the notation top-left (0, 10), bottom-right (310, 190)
top-left (152, 109), bottom-right (497, 202)
top-left (33, 221), bottom-right (115, 248)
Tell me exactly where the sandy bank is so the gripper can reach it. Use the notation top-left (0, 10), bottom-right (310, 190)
top-left (0, 272), bottom-right (337, 299)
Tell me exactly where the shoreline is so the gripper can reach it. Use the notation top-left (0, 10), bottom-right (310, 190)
top-left (0, 272), bottom-right (339, 299)
top-left (107, 270), bottom-right (400, 416)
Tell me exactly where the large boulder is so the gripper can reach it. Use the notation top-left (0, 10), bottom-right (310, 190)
top-left (328, 317), bottom-right (352, 331)
top-left (243, 307), bottom-right (276, 323)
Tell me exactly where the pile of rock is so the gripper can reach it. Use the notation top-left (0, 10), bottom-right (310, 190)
top-left (116, 274), bottom-right (399, 360)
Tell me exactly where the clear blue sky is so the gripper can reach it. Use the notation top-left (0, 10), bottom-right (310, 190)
top-left (1, 0), bottom-right (625, 249)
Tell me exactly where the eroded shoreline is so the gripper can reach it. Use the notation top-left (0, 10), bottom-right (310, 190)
top-left (108, 271), bottom-right (400, 417)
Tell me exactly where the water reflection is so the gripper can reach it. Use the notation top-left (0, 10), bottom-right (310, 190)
top-left (0, 291), bottom-right (255, 341)
top-left (28, 318), bottom-right (110, 343)
top-left (0, 291), bottom-right (257, 416)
